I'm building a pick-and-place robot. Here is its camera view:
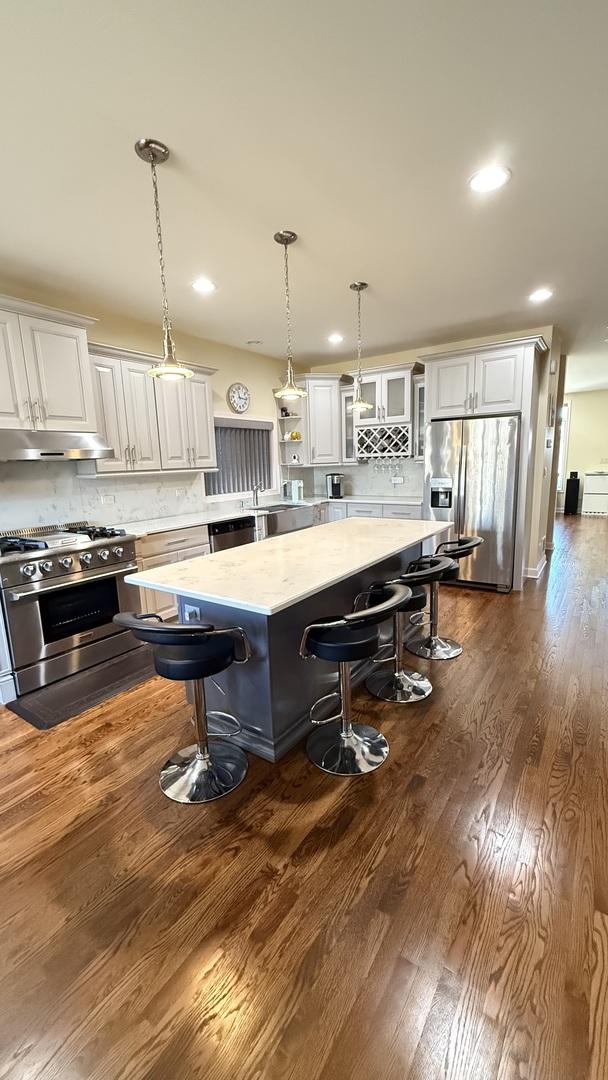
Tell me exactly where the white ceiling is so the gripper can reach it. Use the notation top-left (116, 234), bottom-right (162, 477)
top-left (2, 0), bottom-right (608, 392)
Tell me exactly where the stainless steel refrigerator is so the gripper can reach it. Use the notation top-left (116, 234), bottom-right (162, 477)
top-left (423, 414), bottom-right (520, 591)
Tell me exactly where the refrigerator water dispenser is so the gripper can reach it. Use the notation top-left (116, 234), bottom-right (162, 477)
top-left (430, 479), bottom-right (452, 509)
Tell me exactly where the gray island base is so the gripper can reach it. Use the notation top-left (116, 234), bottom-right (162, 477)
top-left (126, 518), bottom-right (449, 761)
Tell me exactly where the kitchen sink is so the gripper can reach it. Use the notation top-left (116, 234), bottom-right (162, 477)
top-left (257, 502), bottom-right (302, 512)
top-left (257, 504), bottom-right (315, 538)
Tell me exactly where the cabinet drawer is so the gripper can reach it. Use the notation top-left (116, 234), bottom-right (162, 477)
top-left (346, 502), bottom-right (383, 518)
top-left (382, 504), bottom-right (422, 520)
top-left (138, 524), bottom-right (210, 558)
top-left (178, 543), bottom-right (211, 561)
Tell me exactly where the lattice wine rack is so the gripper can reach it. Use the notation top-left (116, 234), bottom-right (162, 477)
top-left (356, 423), bottom-right (411, 459)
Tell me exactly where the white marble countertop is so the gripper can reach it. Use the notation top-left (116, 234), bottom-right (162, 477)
top-left (126, 517), bottom-right (449, 615)
top-left (113, 495), bottom-right (423, 538)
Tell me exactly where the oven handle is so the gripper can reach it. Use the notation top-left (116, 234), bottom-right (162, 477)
top-left (6, 563), bottom-right (139, 602)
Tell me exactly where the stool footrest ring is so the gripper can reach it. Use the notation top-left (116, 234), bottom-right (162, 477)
top-left (309, 691), bottom-right (342, 726)
top-left (206, 710), bottom-right (243, 737)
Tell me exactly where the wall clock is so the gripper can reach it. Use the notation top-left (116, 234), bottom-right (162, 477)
top-left (227, 382), bottom-right (251, 413)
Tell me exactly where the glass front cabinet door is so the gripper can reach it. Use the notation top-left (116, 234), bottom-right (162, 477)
top-left (413, 374), bottom-right (425, 460)
top-left (341, 388), bottom-right (356, 462)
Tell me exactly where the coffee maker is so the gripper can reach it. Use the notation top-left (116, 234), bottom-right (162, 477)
top-left (326, 473), bottom-right (345, 499)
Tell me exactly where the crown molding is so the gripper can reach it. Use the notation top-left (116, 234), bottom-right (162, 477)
top-left (0, 294), bottom-right (97, 327)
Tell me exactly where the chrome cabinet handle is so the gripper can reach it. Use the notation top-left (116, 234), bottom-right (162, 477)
top-left (131, 445), bottom-right (137, 465)
top-left (125, 446), bottom-right (131, 468)
top-left (24, 398), bottom-right (34, 427)
top-left (191, 446), bottom-right (196, 465)
top-left (32, 399), bottom-right (41, 425)
top-left (475, 391), bottom-right (479, 410)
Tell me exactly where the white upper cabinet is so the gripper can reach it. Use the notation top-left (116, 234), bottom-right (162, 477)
top-left (122, 360), bottom-right (162, 471)
top-left (353, 367), bottom-right (412, 426)
top-left (426, 354), bottom-right (476, 419)
top-left (0, 311), bottom-right (29, 429)
top-left (474, 347), bottom-right (523, 414)
top-left (156, 369), bottom-right (216, 470)
top-left (19, 315), bottom-right (96, 431)
top-left (307, 378), bottom-right (341, 464)
top-left (0, 302), bottom-right (97, 433)
top-left (155, 378), bottom-right (191, 470)
top-left (381, 369), bottom-right (411, 423)
top-left (91, 353), bottom-right (130, 472)
top-left (426, 346), bottom-right (525, 419)
top-left (186, 371), bottom-right (216, 469)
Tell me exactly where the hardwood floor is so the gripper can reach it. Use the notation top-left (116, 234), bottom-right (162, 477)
top-left (0, 515), bottom-right (606, 1079)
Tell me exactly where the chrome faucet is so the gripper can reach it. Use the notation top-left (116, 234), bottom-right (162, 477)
top-left (251, 482), bottom-right (265, 508)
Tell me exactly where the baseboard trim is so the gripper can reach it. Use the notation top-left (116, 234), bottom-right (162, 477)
top-left (524, 554), bottom-right (547, 580)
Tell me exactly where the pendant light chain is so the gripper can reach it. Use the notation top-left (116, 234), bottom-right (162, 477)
top-left (150, 160), bottom-right (175, 360)
top-left (356, 286), bottom-right (362, 379)
top-left (283, 241), bottom-right (293, 379)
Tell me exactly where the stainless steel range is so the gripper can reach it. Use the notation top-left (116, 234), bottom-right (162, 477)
top-left (0, 523), bottom-right (141, 694)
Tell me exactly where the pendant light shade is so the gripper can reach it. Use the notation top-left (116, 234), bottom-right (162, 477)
top-left (273, 230), bottom-right (307, 401)
top-left (134, 138), bottom-right (193, 381)
top-left (347, 281), bottom-right (373, 413)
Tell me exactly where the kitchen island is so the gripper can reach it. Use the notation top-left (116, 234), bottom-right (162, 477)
top-left (126, 517), bottom-right (449, 760)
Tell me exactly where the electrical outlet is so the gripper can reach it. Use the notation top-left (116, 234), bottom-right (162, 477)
top-left (184, 604), bottom-right (200, 621)
top-left (391, 476), bottom-right (405, 485)
top-left (175, 487), bottom-right (186, 498)
top-left (100, 494), bottom-right (115, 504)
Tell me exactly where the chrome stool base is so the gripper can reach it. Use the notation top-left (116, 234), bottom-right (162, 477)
top-left (306, 722), bottom-right (389, 776)
top-left (406, 633), bottom-right (463, 660)
top-left (366, 666), bottom-right (433, 703)
top-left (160, 741), bottom-right (248, 803)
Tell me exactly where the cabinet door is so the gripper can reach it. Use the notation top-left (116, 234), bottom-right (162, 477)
top-left (155, 378), bottom-right (191, 469)
top-left (0, 310), bottom-right (30, 429)
top-left (19, 316), bottom-right (96, 431)
top-left (381, 369), bottom-right (411, 423)
top-left (186, 371), bottom-right (216, 469)
top-left (426, 355), bottom-right (475, 419)
top-left (474, 348), bottom-right (523, 414)
top-left (346, 502), bottom-right (383, 518)
top-left (308, 379), bottom-right (340, 464)
top-left (91, 354), bottom-right (130, 472)
top-left (328, 502), bottom-right (348, 521)
top-left (178, 543), bottom-right (211, 561)
top-left (139, 553), bottom-right (179, 620)
top-left (122, 360), bottom-right (162, 471)
top-left (341, 388), bottom-right (356, 463)
top-left (353, 374), bottom-right (381, 426)
top-left (413, 375), bottom-right (426, 460)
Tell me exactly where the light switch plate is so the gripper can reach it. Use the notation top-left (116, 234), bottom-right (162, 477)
top-left (391, 476), bottom-right (405, 485)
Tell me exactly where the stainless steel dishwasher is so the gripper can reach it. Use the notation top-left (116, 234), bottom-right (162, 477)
top-left (209, 517), bottom-right (256, 552)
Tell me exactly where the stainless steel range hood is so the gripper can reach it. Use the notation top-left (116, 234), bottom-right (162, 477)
top-left (0, 429), bottom-right (112, 461)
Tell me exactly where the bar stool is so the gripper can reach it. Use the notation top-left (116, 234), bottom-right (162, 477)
top-left (365, 555), bottom-right (455, 702)
top-left (406, 536), bottom-right (483, 660)
top-left (300, 582), bottom-right (411, 777)
top-left (114, 612), bottom-right (252, 803)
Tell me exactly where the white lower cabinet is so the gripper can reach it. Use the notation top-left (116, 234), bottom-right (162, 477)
top-left (346, 502), bottom-right (383, 518)
top-left (328, 502), bottom-right (347, 521)
top-left (136, 529), bottom-right (211, 620)
top-left (138, 553), bottom-right (180, 621)
top-left (382, 504), bottom-right (421, 519)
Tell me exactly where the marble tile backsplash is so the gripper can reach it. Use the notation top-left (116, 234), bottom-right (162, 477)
top-left (0, 462), bottom-right (207, 530)
top-left (303, 460), bottom-right (424, 499)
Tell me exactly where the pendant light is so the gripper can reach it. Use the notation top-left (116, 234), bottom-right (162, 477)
top-left (134, 138), bottom-right (193, 381)
top-left (347, 281), bottom-right (373, 412)
top-left (273, 230), bottom-right (307, 400)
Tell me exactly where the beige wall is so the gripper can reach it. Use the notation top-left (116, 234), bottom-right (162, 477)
top-left (0, 275), bottom-right (284, 420)
top-left (298, 325), bottom-right (554, 376)
top-left (565, 389), bottom-right (608, 477)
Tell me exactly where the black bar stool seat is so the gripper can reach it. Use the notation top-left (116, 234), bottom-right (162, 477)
top-left (114, 613), bottom-right (252, 804)
top-left (364, 556), bottom-right (455, 704)
top-left (306, 622), bottom-right (381, 663)
top-left (407, 535), bottom-right (484, 661)
top-left (300, 582), bottom-right (411, 777)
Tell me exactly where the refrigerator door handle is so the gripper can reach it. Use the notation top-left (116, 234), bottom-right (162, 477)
top-left (460, 447), bottom-right (468, 537)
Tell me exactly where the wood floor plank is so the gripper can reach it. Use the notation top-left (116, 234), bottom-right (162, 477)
top-left (0, 517), bottom-right (606, 1079)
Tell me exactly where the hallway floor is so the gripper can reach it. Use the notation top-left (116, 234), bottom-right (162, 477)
top-left (0, 516), bottom-right (606, 1079)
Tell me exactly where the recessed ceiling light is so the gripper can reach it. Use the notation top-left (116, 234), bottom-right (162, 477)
top-left (469, 164), bottom-right (511, 193)
top-left (192, 276), bottom-right (216, 295)
top-left (528, 286), bottom-right (553, 304)
top-left (328, 332), bottom-right (344, 345)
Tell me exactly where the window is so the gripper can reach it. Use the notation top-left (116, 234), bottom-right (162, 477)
top-left (205, 418), bottom-right (273, 496)
top-left (557, 402), bottom-right (570, 492)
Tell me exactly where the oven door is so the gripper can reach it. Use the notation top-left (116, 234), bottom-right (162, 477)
top-left (3, 564), bottom-right (140, 670)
